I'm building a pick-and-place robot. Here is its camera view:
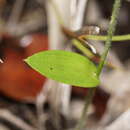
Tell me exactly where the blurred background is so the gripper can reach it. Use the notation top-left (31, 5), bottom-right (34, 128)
top-left (0, 0), bottom-right (130, 130)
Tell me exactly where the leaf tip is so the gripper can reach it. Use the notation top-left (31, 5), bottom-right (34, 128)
top-left (24, 58), bottom-right (29, 64)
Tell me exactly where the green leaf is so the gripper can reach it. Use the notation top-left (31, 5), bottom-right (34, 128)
top-left (25, 50), bottom-right (100, 88)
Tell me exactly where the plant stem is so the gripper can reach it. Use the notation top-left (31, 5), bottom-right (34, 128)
top-left (97, 0), bottom-right (122, 76)
top-left (72, 39), bottom-right (94, 58)
top-left (75, 0), bottom-right (122, 130)
top-left (74, 88), bottom-right (96, 130)
top-left (85, 34), bottom-right (130, 42)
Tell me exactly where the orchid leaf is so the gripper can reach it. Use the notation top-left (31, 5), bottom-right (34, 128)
top-left (25, 50), bottom-right (99, 88)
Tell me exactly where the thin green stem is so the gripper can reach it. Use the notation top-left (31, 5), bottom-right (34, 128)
top-left (85, 34), bottom-right (130, 42)
top-left (74, 88), bottom-right (96, 130)
top-left (75, 0), bottom-right (122, 130)
top-left (72, 39), bottom-right (94, 58)
top-left (97, 0), bottom-right (122, 76)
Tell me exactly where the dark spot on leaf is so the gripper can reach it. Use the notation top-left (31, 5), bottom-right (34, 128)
top-left (50, 67), bottom-right (53, 70)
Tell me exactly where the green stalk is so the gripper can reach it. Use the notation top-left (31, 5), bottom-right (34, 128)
top-left (72, 39), bottom-right (94, 58)
top-left (85, 34), bottom-right (130, 42)
top-left (75, 0), bottom-right (122, 130)
top-left (74, 88), bottom-right (96, 130)
top-left (97, 0), bottom-right (122, 76)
